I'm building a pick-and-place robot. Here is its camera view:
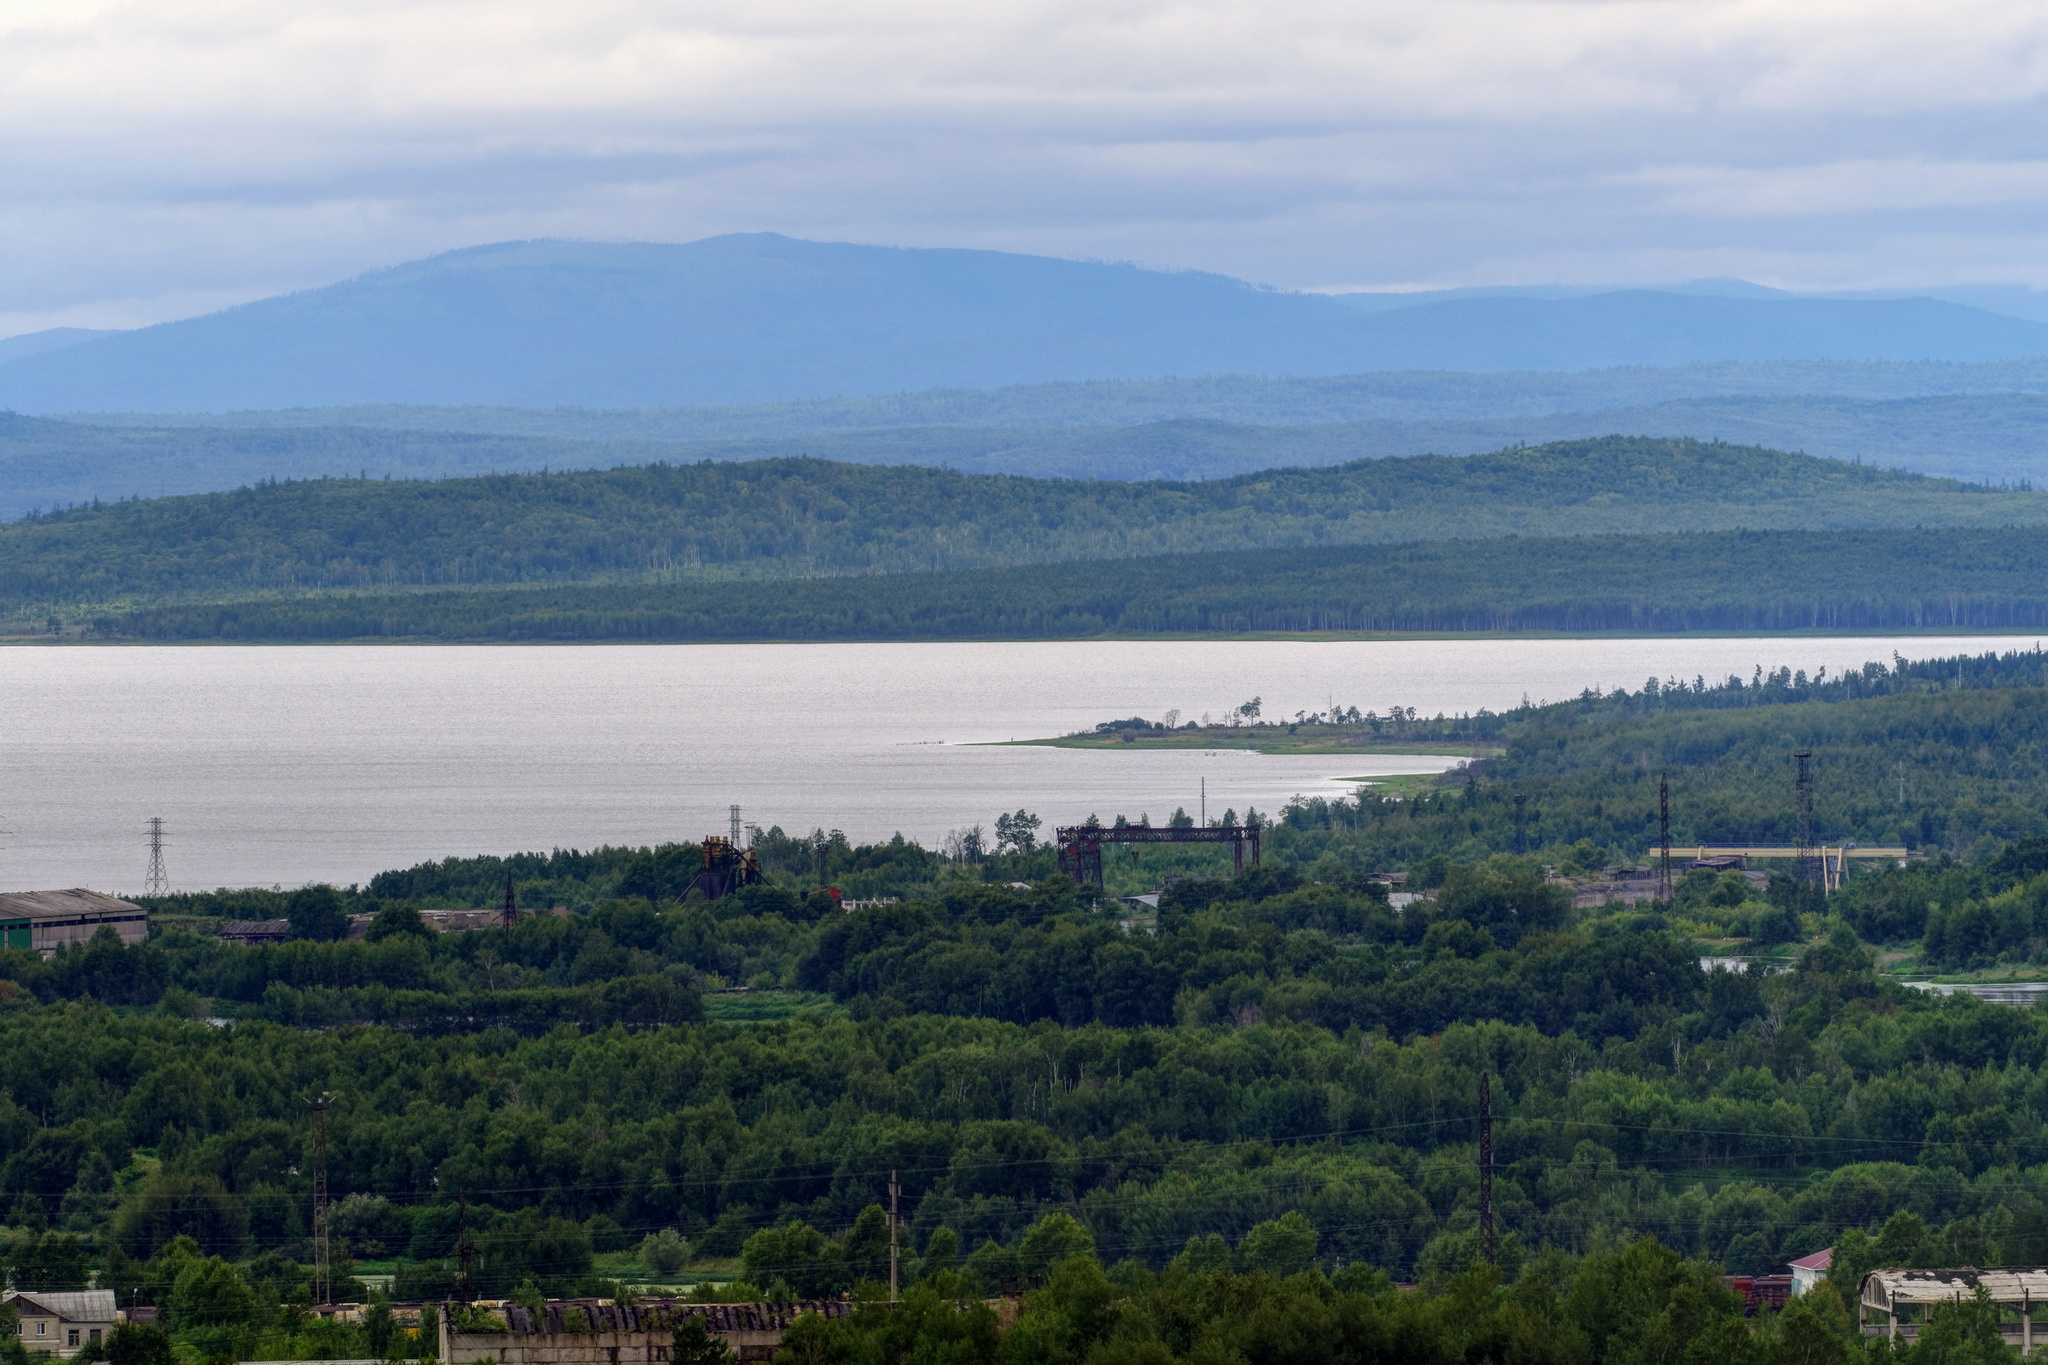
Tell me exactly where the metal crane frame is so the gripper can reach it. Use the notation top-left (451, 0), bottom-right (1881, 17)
top-left (1055, 823), bottom-right (1261, 889)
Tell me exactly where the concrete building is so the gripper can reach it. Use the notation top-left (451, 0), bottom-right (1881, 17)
top-left (0, 891), bottom-right (147, 958)
top-left (1859, 1267), bottom-right (2048, 1351)
top-left (5, 1289), bottom-right (118, 1358)
top-left (441, 1299), bottom-right (852, 1365)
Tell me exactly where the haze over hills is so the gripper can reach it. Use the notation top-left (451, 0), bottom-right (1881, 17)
top-left (17, 384), bottom-right (2048, 513)
top-left (8, 236), bottom-right (2048, 412)
top-left (5, 436), bottom-right (2047, 611)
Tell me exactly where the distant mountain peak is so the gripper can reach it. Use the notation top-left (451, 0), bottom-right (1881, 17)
top-left (4, 238), bottom-right (2047, 413)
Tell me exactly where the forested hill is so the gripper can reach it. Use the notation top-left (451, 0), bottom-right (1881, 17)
top-left (4, 436), bottom-right (2045, 609)
top-left (95, 524), bottom-right (2048, 640)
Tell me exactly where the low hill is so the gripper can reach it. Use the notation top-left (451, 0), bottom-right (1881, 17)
top-left (16, 390), bottom-right (2048, 512)
top-left (6, 236), bottom-right (2048, 411)
top-left (4, 436), bottom-right (2047, 609)
top-left (87, 524), bottom-right (2048, 641)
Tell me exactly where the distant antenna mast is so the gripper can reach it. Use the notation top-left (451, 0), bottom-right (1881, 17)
top-left (1657, 777), bottom-right (1672, 904)
top-left (501, 872), bottom-right (517, 930)
top-left (1794, 750), bottom-right (1818, 885)
top-left (144, 817), bottom-right (169, 897)
top-left (1512, 795), bottom-right (1527, 857)
top-left (1477, 1073), bottom-right (1496, 1265)
top-left (309, 1092), bottom-right (333, 1306)
top-left (731, 804), bottom-right (743, 848)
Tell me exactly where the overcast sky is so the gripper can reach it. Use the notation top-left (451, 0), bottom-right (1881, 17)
top-left (4, 0), bottom-right (2048, 334)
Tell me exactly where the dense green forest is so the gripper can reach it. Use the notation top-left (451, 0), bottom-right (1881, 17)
top-left (4, 437), bottom-right (2040, 615)
top-left (10, 654), bottom-right (2048, 1365)
top-left (87, 523), bottom-right (2048, 640)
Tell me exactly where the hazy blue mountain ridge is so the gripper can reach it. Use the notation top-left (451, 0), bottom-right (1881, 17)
top-left (8, 236), bottom-right (2048, 412)
top-left (15, 388), bottom-right (2048, 513)
top-left (56, 356), bottom-right (2048, 437)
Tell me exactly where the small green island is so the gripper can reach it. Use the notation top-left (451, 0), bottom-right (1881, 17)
top-left (1002, 698), bottom-right (1504, 757)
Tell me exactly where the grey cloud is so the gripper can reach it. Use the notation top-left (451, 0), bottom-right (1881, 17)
top-left (5, 0), bottom-right (2048, 331)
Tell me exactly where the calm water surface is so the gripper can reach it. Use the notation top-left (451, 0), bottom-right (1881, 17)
top-left (0, 636), bottom-right (2028, 892)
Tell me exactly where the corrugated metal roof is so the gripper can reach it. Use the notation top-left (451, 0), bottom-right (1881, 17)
top-left (0, 890), bottom-right (144, 922)
top-left (1862, 1268), bottom-right (2048, 1306)
top-left (5, 1289), bottom-right (117, 1320)
top-left (1789, 1249), bottom-right (1833, 1271)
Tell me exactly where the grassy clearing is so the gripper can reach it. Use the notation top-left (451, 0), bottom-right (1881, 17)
top-left (701, 989), bottom-right (842, 1023)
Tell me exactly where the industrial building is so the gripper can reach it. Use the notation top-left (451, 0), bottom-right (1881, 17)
top-left (5, 1289), bottom-right (119, 1358)
top-left (440, 1299), bottom-right (851, 1365)
top-left (1859, 1267), bottom-right (2048, 1350)
top-left (0, 891), bottom-right (147, 958)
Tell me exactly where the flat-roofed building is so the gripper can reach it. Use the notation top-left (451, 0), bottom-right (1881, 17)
top-left (5, 1289), bottom-right (118, 1357)
top-left (0, 890), bottom-right (147, 958)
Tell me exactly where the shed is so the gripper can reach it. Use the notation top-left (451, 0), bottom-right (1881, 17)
top-left (1789, 1248), bottom-right (1832, 1296)
top-left (5, 1289), bottom-right (118, 1358)
top-left (1859, 1267), bottom-right (2048, 1349)
top-left (0, 891), bottom-right (147, 958)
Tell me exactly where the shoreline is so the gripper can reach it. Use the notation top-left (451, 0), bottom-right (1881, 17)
top-left (3, 626), bottom-right (2045, 647)
top-left (997, 732), bottom-right (1500, 757)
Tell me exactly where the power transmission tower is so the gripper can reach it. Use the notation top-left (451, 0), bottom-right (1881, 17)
top-left (309, 1093), bottom-right (333, 1306)
top-left (1657, 777), bottom-right (1672, 904)
top-left (1794, 750), bottom-right (1819, 885)
top-left (501, 872), bottom-right (517, 931)
top-left (1512, 795), bottom-right (1526, 856)
top-left (144, 818), bottom-right (169, 897)
top-left (1477, 1073), bottom-right (1496, 1266)
top-left (888, 1170), bottom-right (901, 1303)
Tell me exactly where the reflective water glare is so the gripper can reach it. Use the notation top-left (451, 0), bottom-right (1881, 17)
top-left (0, 636), bottom-right (2029, 892)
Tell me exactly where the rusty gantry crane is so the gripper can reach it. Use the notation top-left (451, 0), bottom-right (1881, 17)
top-left (1055, 822), bottom-right (1261, 890)
top-left (696, 835), bottom-right (764, 900)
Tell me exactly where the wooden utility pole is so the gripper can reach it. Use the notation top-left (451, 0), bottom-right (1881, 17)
top-left (1477, 1073), bottom-right (1496, 1266)
top-left (310, 1095), bottom-right (331, 1306)
top-left (455, 1194), bottom-right (476, 1306)
top-left (888, 1170), bottom-right (901, 1302)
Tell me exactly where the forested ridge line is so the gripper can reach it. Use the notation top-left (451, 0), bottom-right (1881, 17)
top-left (3, 435), bottom-right (2045, 611)
top-left (83, 523), bottom-right (2048, 640)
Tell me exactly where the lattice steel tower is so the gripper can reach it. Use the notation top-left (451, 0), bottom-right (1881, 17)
top-left (309, 1092), bottom-right (333, 1306)
top-left (144, 818), bottom-right (168, 897)
top-left (1657, 778), bottom-right (1672, 904)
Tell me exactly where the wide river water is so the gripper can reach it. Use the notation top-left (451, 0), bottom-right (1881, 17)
top-left (0, 636), bottom-right (2031, 893)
